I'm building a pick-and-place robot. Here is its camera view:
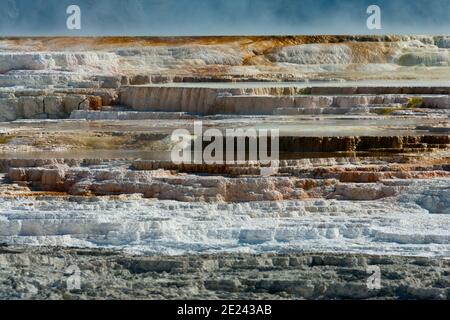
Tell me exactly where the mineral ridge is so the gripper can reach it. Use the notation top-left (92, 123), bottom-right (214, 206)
top-left (0, 36), bottom-right (449, 299)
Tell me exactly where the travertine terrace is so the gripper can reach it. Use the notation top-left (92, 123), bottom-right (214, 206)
top-left (0, 36), bottom-right (449, 299)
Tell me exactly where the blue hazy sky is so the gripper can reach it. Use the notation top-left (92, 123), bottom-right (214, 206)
top-left (0, 0), bottom-right (449, 36)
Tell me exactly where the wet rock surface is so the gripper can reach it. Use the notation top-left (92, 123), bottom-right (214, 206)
top-left (1, 36), bottom-right (449, 300)
top-left (1, 36), bottom-right (450, 120)
top-left (0, 246), bottom-right (448, 300)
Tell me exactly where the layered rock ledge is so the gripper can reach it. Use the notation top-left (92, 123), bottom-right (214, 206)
top-left (0, 246), bottom-right (448, 300)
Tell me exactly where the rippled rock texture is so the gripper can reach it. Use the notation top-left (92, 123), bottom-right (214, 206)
top-left (0, 246), bottom-right (449, 300)
top-left (1, 35), bottom-right (450, 120)
top-left (0, 36), bottom-right (449, 300)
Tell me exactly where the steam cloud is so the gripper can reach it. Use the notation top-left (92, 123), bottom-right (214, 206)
top-left (0, 0), bottom-right (449, 36)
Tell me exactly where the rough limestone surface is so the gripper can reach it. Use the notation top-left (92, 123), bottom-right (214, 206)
top-left (0, 36), bottom-right (449, 119)
top-left (0, 247), bottom-right (448, 300)
top-left (0, 98), bottom-right (18, 121)
top-left (0, 36), bottom-right (449, 300)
